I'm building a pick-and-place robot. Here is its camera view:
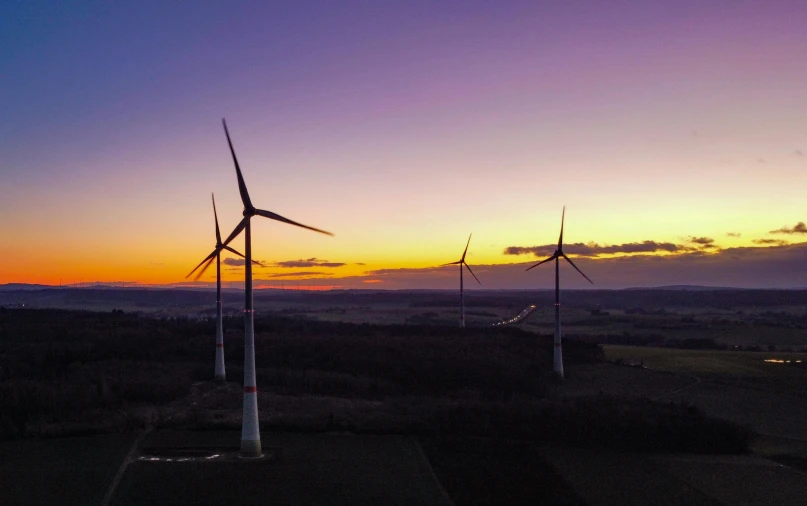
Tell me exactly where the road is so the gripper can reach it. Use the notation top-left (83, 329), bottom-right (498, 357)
top-left (491, 304), bottom-right (537, 327)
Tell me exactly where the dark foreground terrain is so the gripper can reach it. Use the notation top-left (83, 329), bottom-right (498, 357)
top-left (2, 294), bottom-right (804, 504)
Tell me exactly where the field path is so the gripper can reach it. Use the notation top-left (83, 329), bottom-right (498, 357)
top-left (100, 428), bottom-right (152, 506)
top-left (647, 366), bottom-right (702, 401)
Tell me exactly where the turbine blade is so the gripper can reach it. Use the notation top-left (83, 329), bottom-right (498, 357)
top-left (463, 262), bottom-right (481, 285)
top-left (255, 209), bottom-right (333, 236)
top-left (222, 245), bottom-right (245, 258)
top-left (562, 253), bottom-right (593, 284)
top-left (212, 193), bottom-right (221, 245)
top-left (186, 250), bottom-right (217, 279)
top-left (525, 254), bottom-right (557, 271)
top-left (558, 205), bottom-right (565, 248)
top-left (221, 217), bottom-right (248, 248)
top-left (193, 255), bottom-right (217, 281)
top-left (461, 233), bottom-right (472, 262)
top-left (222, 119), bottom-right (253, 209)
top-left (440, 261), bottom-right (462, 266)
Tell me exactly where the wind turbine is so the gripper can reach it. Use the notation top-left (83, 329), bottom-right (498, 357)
top-left (442, 234), bottom-right (481, 328)
top-left (186, 193), bottom-right (252, 383)
top-left (525, 207), bottom-right (592, 379)
top-left (196, 119), bottom-right (333, 458)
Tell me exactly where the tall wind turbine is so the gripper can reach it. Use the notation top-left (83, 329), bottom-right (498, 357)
top-left (198, 119), bottom-right (333, 458)
top-left (525, 207), bottom-right (593, 379)
top-left (186, 194), bottom-right (251, 383)
top-left (442, 234), bottom-right (481, 328)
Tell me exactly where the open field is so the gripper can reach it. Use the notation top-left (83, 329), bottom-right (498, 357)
top-left (421, 437), bottom-right (585, 506)
top-left (540, 445), bottom-right (807, 506)
top-left (603, 345), bottom-right (807, 444)
top-left (112, 430), bottom-right (451, 506)
top-left (0, 433), bottom-right (135, 505)
top-left (603, 345), bottom-right (807, 378)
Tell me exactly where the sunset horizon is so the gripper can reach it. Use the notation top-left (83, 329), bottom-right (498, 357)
top-left (3, 1), bottom-right (806, 289)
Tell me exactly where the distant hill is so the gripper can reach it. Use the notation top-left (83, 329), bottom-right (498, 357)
top-left (626, 285), bottom-right (738, 291)
top-left (0, 283), bottom-right (54, 291)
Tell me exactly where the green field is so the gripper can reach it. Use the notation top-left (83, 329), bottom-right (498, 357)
top-left (602, 345), bottom-right (807, 443)
top-left (603, 345), bottom-right (807, 378)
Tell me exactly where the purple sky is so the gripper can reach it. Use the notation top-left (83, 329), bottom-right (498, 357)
top-left (2, 1), bottom-right (806, 288)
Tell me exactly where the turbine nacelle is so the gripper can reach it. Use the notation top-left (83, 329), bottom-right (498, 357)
top-left (525, 207), bottom-right (593, 285)
top-left (440, 233), bottom-right (481, 285)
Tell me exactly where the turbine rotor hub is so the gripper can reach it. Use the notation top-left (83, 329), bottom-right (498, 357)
top-left (243, 207), bottom-right (256, 217)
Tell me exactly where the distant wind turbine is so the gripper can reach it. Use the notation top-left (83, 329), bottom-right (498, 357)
top-left (186, 193), bottom-right (253, 383)
top-left (195, 119), bottom-right (333, 458)
top-left (442, 234), bottom-right (481, 328)
top-left (525, 207), bottom-right (593, 379)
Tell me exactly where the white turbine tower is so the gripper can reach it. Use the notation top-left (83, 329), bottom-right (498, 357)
top-left (442, 234), bottom-right (481, 328)
top-left (202, 119), bottom-right (333, 458)
top-left (525, 207), bottom-right (593, 379)
top-left (186, 194), bottom-right (251, 382)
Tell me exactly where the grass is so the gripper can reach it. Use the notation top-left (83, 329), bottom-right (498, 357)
top-left (603, 345), bottom-right (807, 378)
top-left (603, 345), bottom-right (807, 442)
top-left (112, 430), bottom-right (451, 506)
top-left (420, 436), bottom-right (585, 506)
top-left (0, 433), bottom-right (135, 506)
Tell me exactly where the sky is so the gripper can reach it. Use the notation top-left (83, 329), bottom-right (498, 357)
top-left (2, 0), bottom-right (806, 289)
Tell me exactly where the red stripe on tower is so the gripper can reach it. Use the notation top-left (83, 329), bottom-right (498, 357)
top-left (243, 386), bottom-right (257, 393)
top-left (216, 343), bottom-right (224, 348)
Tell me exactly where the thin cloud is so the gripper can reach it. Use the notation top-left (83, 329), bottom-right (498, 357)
top-left (258, 271), bottom-right (333, 278)
top-left (274, 258), bottom-right (346, 268)
top-left (222, 258), bottom-right (266, 267)
top-left (753, 239), bottom-right (789, 246)
top-left (368, 266), bottom-right (449, 276)
top-left (726, 232), bottom-right (741, 238)
top-left (796, 149), bottom-right (804, 157)
top-left (689, 236), bottom-right (714, 246)
top-left (504, 240), bottom-right (685, 258)
top-left (770, 222), bottom-right (807, 235)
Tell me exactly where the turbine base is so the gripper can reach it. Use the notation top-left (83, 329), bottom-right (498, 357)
top-left (213, 374), bottom-right (226, 383)
top-left (240, 439), bottom-right (262, 458)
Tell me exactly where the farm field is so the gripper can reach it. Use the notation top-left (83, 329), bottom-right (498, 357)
top-left (603, 345), bottom-right (807, 444)
top-left (540, 445), bottom-right (807, 506)
top-left (0, 433), bottom-right (135, 506)
top-left (603, 345), bottom-right (807, 378)
top-left (421, 437), bottom-right (585, 506)
top-left (111, 430), bottom-right (452, 506)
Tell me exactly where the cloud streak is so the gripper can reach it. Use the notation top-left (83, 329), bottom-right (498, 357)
top-left (689, 236), bottom-right (715, 246)
top-left (770, 222), bottom-right (807, 235)
top-left (257, 271), bottom-right (334, 278)
top-left (752, 238), bottom-right (789, 246)
top-left (504, 240), bottom-right (686, 258)
top-left (222, 258), bottom-right (266, 267)
top-left (273, 258), bottom-right (346, 268)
